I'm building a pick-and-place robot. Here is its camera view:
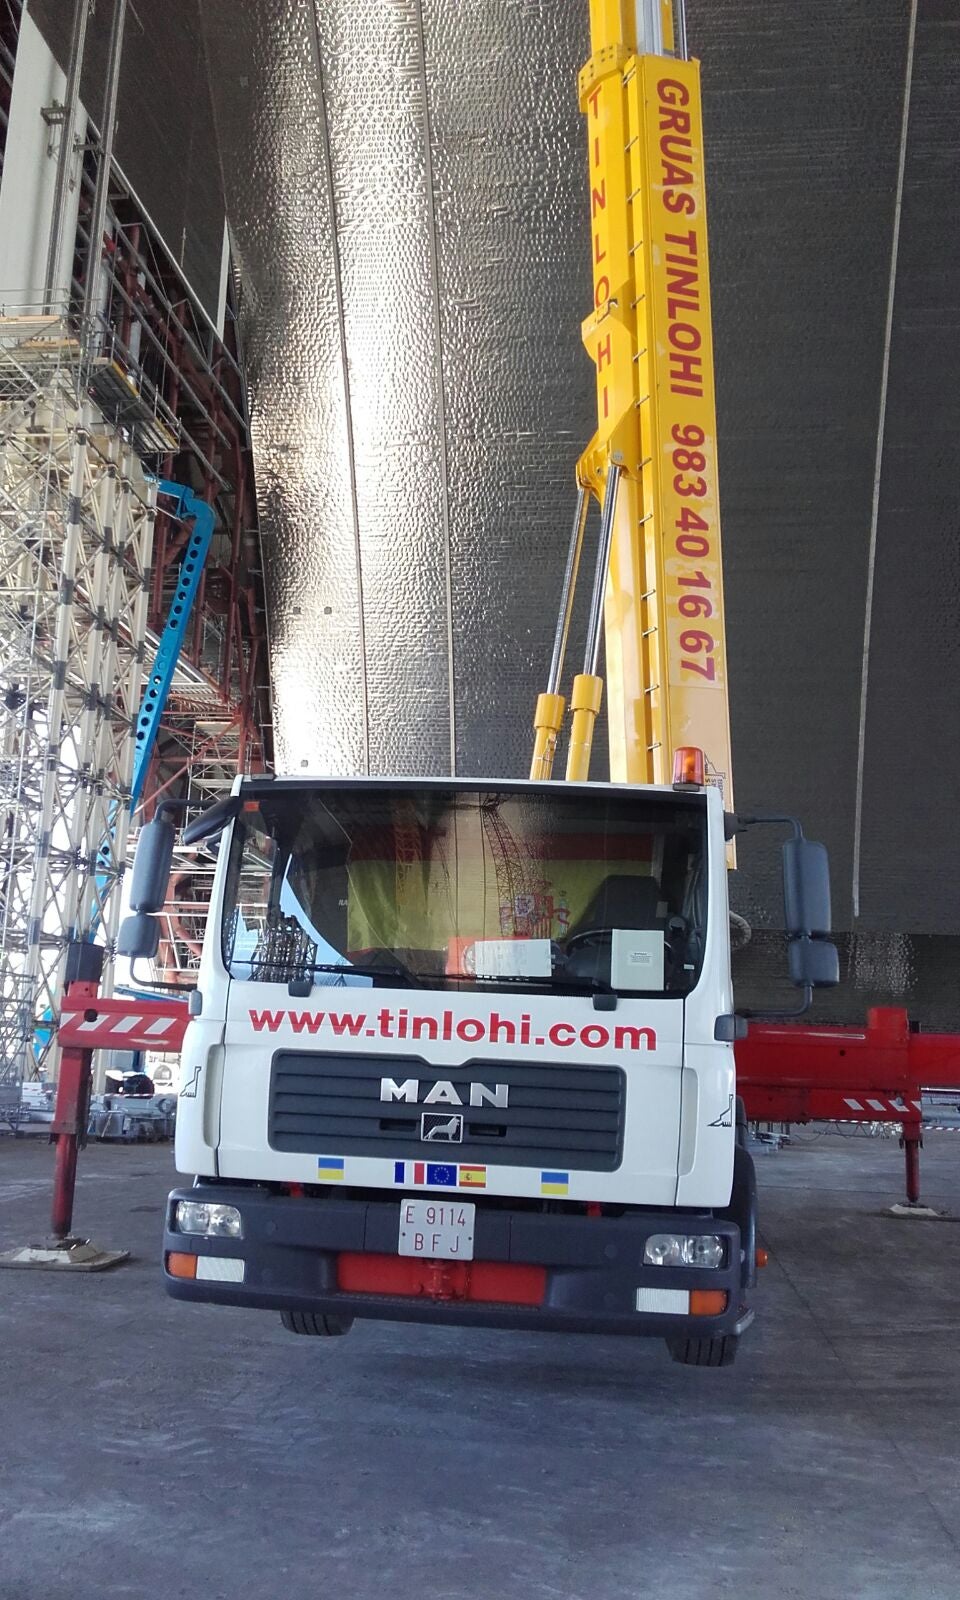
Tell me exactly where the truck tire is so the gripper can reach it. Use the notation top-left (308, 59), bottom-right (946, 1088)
top-left (665, 1333), bottom-right (738, 1367)
top-left (280, 1310), bottom-right (354, 1337)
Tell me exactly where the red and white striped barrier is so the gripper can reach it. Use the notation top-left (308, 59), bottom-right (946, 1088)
top-left (58, 997), bottom-right (188, 1052)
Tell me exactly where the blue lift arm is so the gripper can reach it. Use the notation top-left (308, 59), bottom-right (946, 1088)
top-left (91, 481), bottom-right (215, 913)
top-left (59, 482), bottom-right (214, 1039)
top-left (130, 480), bottom-right (216, 805)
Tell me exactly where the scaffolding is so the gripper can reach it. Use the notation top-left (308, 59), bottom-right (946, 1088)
top-left (0, 314), bottom-right (155, 1117)
top-left (0, 2), bottom-right (272, 1121)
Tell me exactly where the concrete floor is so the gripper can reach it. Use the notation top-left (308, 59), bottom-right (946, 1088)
top-left (0, 1133), bottom-right (958, 1600)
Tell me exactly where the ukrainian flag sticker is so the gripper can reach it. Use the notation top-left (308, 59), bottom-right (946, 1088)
top-left (317, 1157), bottom-right (345, 1182)
top-left (540, 1170), bottom-right (569, 1196)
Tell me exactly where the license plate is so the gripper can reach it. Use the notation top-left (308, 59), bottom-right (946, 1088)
top-left (398, 1198), bottom-right (475, 1260)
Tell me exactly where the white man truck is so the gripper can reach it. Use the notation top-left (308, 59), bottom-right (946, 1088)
top-left (120, 3), bottom-right (840, 1365)
top-left (123, 771), bottom-right (837, 1366)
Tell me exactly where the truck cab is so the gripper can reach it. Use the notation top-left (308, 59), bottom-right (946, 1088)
top-left (141, 769), bottom-right (822, 1366)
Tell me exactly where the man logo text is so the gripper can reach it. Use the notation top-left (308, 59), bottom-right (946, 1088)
top-left (380, 1078), bottom-right (509, 1108)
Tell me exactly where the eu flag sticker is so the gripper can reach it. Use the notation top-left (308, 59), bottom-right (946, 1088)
top-left (540, 1170), bottom-right (569, 1196)
top-left (396, 1161), bottom-right (458, 1187)
top-left (317, 1157), bottom-right (345, 1182)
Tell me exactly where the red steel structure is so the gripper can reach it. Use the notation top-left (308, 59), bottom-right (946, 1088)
top-left (1, 0), bottom-right (272, 826)
top-left (68, 108), bottom-right (274, 982)
top-left (737, 1010), bottom-right (960, 1206)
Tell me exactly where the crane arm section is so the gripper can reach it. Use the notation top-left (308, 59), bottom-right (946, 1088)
top-left (582, 1), bottom-right (732, 801)
top-left (534, 2), bottom-right (733, 809)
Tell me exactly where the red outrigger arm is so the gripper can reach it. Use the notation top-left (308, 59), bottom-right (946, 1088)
top-left (739, 1007), bottom-right (960, 1204)
top-left (738, 1007), bottom-right (960, 1123)
top-left (49, 991), bottom-right (189, 1241)
top-left (58, 994), bottom-right (189, 1053)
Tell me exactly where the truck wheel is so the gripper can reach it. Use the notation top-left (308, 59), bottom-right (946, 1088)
top-left (280, 1310), bottom-right (354, 1337)
top-left (665, 1334), bottom-right (738, 1367)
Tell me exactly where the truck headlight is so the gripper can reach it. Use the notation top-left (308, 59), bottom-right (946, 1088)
top-left (175, 1200), bottom-right (242, 1239)
top-left (644, 1233), bottom-right (724, 1269)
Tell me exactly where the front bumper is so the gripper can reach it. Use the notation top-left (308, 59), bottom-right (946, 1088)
top-left (163, 1185), bottom-right (753, 1340)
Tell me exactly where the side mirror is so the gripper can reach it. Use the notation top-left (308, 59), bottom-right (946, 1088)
top-left (117, 912), bottom-right (160, 960)
top-left (781, 836), bottom-right (838, 992)
top-left (182, 795), bottom-right (240, 847)
top-left (129, 818), bottom-right (174, 912)
top-left (782, 837), bottom-right (831, 938)
top-left (736, 813), bottom-right (841, 1018)
top-left (788, 935), bottom-right (840, 989)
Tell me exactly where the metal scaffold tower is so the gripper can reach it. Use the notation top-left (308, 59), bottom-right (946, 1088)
top-left (0, 315), bottom-right (156, 1119)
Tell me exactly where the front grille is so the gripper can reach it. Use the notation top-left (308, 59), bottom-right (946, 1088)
top-left (268, 1052), bottom-right (625, 1171)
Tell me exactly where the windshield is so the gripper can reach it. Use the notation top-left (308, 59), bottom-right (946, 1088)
top-left (221, 784), bottom-right (708, 997)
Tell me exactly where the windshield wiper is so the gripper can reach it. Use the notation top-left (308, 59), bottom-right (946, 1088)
top-left (426, 968), bottom-right (621, 1011)
top-left (416, 969), bottom-right (618, 998)
top-left (287, 958), bottom-right (423, 993)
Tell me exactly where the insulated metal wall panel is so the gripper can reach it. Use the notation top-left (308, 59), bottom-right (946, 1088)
top-left (311, 0), bottom-right (453, 775)
top-left (692, 0), bottom-right (911, 933)
top-left (199, 0), bottom-right (368, 774)
top-left (420, 1), bottom-right (593, 777)
top-left (855, 0), bottom-right (960, 935)
top-left (202, 0), bottom-right (594, 781)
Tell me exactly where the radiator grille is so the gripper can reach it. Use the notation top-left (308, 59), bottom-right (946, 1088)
top-left (268, 1052), bottom-right (625, 1171)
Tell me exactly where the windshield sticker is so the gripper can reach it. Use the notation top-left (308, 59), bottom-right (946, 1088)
top-left (610, 929), bottom-right (665, 991)
top-left (468, 938), bottom-right (553, 980)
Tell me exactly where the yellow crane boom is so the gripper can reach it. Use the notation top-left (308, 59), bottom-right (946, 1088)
top-left (531, 0), bottom-right (733, 810)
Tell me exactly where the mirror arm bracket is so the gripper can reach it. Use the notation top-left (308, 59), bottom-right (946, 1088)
top-left (735, 812), bottom-right (804, 840)
top-left (129, 957), bottom-right (197, 995)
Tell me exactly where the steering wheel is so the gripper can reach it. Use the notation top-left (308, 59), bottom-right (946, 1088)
top-left (559, 918), bottom-right (688, 983)
top-left (562, 928), bottom-right (612, 955)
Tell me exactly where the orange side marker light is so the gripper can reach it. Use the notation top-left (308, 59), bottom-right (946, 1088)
top-left (690, 1289), bottom-right (728, 1316)
top-left (166, 1251), bottom-right (197, 1279)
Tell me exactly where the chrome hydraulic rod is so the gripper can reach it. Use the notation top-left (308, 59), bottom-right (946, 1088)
top-left (530, 490), bottom-right (592, 780)
top-left (566, 468), bottom-right (620, 780)
top-left (583, 468), bottom-right (620, 677)
top-left (547, 486), bottom-right (590, 695)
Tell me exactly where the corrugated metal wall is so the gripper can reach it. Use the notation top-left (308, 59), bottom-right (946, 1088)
top-left (198, 0), bottom-right (596, 785)
top-left (700, 0), bottom-right (960, 943)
